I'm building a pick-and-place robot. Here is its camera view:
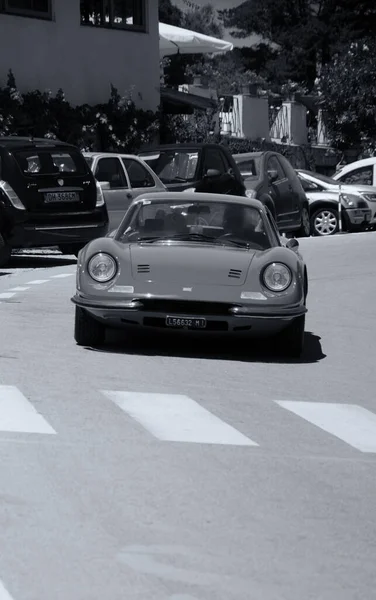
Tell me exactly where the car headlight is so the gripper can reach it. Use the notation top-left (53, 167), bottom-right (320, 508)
top-left (262, 262), bottom-right (292, 292)
top-left (340, 193), bottom-right (361, 207)
top-left (245, 189), bottom-right (256, 199)
top-left (88, 253), bottom-right (117, 282)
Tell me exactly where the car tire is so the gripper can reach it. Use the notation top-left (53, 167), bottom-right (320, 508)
top-left (0, 233), bottom-right (11, 268)
top-left (74, 305), bottom-right (106, 347)
top-left (295, 206), bottom-right (311, 237)
top-left (310, 207), bottom-right (339, 236)
top-left (276, 315), bottom-right (305, 358)
top-left (60, 244), bottom-right (84, 257)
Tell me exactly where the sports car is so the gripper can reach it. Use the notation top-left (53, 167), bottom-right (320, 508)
top-left (71, 192), bottom-right (308, 357)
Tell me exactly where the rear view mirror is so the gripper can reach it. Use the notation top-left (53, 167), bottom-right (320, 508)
top-left (206, 168), bottom-right (221, 178)
top-left (268, 169), bottom-right (279, 183)
top-left (286, 238), bottom-right (299, 250)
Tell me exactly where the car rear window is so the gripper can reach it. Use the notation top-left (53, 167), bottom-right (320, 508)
top-left (234, 156), bottom-right (260, 179)
top-left (14, 149), bottom-right (89, 175)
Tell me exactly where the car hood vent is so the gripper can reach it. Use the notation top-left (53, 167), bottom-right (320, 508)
top-left (228, 269), bottom-right (242, 279)
top-left (137, 264), bottom-right (150, 273)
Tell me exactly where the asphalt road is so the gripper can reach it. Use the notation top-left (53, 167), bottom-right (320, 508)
top-left (0, 233), bottom-right (375, 600)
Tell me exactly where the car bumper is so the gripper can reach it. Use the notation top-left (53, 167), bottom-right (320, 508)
top-left (345, 207), bottom-right (372, 226)
top-left (71, 294), bottom-right (307, 336)
top-left (8, 218), bottom-right (108, 248)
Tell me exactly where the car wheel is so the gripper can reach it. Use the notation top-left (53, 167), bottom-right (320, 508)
top-left (74, 306), bottom-right (106, 347)
top-left (295, 206), bottom-right (311, 237)
top-left (276, 315), bottom-right (305, 358)
top-left (0, 234), bottom-right (11, 268)
top-left (310, 207), bottom-right (339, 236)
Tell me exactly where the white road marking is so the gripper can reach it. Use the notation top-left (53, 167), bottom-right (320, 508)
top-left (8, 286), bottom-right (30, 292)
top-left (0, 579), bottom-right (14, 600)
top-left (0, 293), bottom-right (16, 299)
top-left (50, 273), bottom-right (74, 278)
top-left (276, 401), bottom-right (376, 452)
top-left (0, 386), bottom-right (56, 435)
top-left (26, 279), bottom-right (49, 284)
top-left (103, 391), bottom-right (258, 446)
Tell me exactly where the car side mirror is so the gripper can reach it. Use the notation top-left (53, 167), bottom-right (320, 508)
top-left (98, 180), bottom-right (111, 190)
top-left (206, 168), bottom-right (221, 178)
top-left (268, 169), bottom-right (279, 183)
top-left (286, 237), bottom-right (299, 250)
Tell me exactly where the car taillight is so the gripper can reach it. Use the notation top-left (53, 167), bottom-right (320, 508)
top-left (0, 180), bottom-right (26, 210)
top-left (95, 181), bottom-right (105, 207)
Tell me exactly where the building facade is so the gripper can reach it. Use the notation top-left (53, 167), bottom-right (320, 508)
top-left (0, 0), bottom-right (160, 110)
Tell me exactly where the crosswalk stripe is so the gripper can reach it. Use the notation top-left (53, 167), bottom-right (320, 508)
top-left (0, 578), bottom-right (14, 600)
top-left (276, 401), bottom-right (376, 452)
top-left (50, 273), bottom-right (74, 278)
top-left (0, 386), bottom-right (56, 435)
top-left (26, 279), bottom-right (49, 285)
top-left (0, 293), bottom-right (16, 299)
top-left (8, 287), bottom-right (30, 292)
top-left (102, 391), bottom-right (258, 446)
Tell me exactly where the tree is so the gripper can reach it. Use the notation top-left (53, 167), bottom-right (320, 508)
top-left (158, 0), bottom-right (183, 26)
top-left (319, 38), bottom-right (376, 151)
top-left (182, 2), bottom-right (224, 39)
top-left (220, 0), bottom-right (376, 91)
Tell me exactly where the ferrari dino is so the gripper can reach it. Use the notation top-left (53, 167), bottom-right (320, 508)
top-left (71, 192), bottom-right (308, 357)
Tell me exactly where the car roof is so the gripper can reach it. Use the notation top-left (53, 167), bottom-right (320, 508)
top-left (336, 157), bottom-right (376, 173)
top-left (233, 152), bottom-right (264, 159)
top-left (0, 136), bottom-right (76, 150)
top-left (83, 152), bottom-right (143, 159)
top-left (139, 143), bottom-right (227, 153)
top-left (131, 191), bottom-right (264, 210)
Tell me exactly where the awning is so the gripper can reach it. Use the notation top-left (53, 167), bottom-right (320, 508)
top-left (159, 22), bottom-right (233, 57)
top-left (161, 88), bottom-right (218, 112)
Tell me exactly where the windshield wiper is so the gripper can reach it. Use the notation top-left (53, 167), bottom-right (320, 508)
top-left (138, 233), bottom-right (221, 244)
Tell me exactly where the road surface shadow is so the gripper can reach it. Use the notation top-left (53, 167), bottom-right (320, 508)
top-left (2, 252), bottom-right (76, 272)
top-left (88, 330), bottom-right (326, 364)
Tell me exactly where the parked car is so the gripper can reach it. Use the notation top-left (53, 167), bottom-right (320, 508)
top-left (233, 151), bottom-right (310, 237)
top-left (333, 157), bottom-right (376, 187)
top-left (297, 169), bottom-right (375, 230)
top-left (83, 152), bottom-right (166, 231)
top-left (0, 136), bottom-right (108, 266)
top-left (139, 143), bottom-right (247, 197)
top-left (71, 192), bottom-right (308, 357)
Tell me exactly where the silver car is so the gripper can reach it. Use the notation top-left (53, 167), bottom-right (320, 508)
top-left (83, 152), bottom-right (167, 230)
top-left (72, 192), bottom-right (308, 358)
top-left (297, 169), bottom-right (375, 231)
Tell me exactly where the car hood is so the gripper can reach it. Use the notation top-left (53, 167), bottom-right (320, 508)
top-left (129, 243), bottom-right (258, 286)
top-left (327, 182), bottom-right (376, 194)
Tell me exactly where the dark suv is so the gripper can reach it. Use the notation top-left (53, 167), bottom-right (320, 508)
top-left (233, 151), bottom-right (310, 236)
top-left (0, 137), bottom-right (108, 266)
top-left (139, 143), bottom-right (247, 197)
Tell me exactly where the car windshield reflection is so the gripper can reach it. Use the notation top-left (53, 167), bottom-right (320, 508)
top-left (118, 200), bottom-right (272, 250)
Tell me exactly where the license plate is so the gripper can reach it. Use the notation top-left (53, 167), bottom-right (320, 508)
top-left (44, 192), bottom-right (79, 203)
top-left (165, 316), bottom-right (207, 329)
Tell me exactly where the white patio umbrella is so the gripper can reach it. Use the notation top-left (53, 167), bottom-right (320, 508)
top-left (159, 22), bottom-right (233, 57)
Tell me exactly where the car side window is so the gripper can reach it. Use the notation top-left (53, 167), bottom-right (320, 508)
top-left (122, 158), bottom-right (155, 188)
top-left (203, 149), bottom-right (227, 175)
top-left (266, 156), bottom-right (286, 181)
top-left (338, 166), bottom-right (373, 186)
top-left (95, 157), bottom-right (128, 189)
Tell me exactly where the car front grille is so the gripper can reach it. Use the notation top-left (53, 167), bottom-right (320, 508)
top-left (356, 200), bottom-right (368, 208)
top-left (138, 299), bottom-right (237, 316)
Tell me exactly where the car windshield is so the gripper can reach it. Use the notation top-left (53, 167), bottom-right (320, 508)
top-left (118, 199), bottom-right (271, 250)
top-left (141, 150), bottom-right (199, 184)
top-left (14, 149), bottom-right (89, 175)
top-left (84, 156), bottom-right (94, 167)
top-left (234, 156), bottom-right (261, 180)
top-left (300, 170), bottom-right (338, 186)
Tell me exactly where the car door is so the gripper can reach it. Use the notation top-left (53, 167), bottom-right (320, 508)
top-left (265, 155), bottom-right (293, 224)
top-left (121, 157), bottom-right (162, 202)
top-left (93, 156), bottom-right (131, 230)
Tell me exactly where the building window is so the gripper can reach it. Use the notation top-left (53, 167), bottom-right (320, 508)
top-left (2, 0), bottom-right (52, 18)
top-left (80, 0), bottom-right (146, 31)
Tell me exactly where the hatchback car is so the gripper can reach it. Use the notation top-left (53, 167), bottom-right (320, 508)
top-left (0, 136), bottom-right (108, 266)
top-left (297, 169), bottom-right (375, 229)
top-left (233, 151), bottom-right (310, 237)
top-left (83, 152), bottom-right (167, 230)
